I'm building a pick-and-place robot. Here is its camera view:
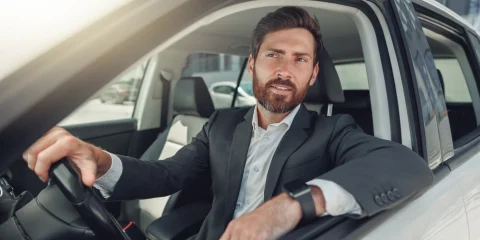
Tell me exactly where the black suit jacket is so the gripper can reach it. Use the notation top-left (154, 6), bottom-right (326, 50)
top-left (110, 105), bottom-right (434, 239)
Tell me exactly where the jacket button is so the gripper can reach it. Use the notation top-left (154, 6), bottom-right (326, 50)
top-left (393, 188), bottom-right (400, 198)
top-left (381, 193), bottom-right (389, 203)
top-left (387, 191), bottom-right (395, 201)
top-left (374, 195), bottom-right (383, 206)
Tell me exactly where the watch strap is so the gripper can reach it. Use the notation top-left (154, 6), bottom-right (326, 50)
top-left (296, 187), bottom-right (317, 222)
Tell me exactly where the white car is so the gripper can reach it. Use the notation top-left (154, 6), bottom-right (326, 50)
top-left (208, 81), bottom-right (257, 109)
top-left (1, 0), bottom-right (480, 239)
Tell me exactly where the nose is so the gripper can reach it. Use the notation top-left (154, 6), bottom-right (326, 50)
top-left (276, 58), bottom-right (293, 80)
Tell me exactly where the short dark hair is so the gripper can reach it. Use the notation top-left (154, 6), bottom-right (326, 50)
top-left (251, 6), bottom-right (323, 65)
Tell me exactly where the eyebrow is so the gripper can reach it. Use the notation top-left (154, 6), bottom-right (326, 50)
top-left (265, 48), bottom-right (312, 59)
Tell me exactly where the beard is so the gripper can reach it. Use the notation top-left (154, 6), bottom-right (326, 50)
top-left (252, 69), bottom-right (311, 113)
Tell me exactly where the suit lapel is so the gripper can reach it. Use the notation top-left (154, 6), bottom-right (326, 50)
top-left (264, 105), bottom-right (312, 201)
top-left (223, 107), bottom-right (254, 224)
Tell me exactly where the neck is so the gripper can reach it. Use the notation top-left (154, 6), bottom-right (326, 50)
top-left (256, 104), bottom-right (291, 129)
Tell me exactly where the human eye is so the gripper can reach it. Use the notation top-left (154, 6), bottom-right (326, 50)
top-left (296, 57), bottom-right (307, 62)
top-left (266, 53), bottom-right (276, 58)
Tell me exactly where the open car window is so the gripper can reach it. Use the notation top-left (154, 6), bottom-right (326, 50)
top-left (58, 59), bottom-right (150, 126)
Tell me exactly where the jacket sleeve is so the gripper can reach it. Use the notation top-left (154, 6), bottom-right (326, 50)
top-left (317, 114), bottom-right (434, 217)
top-left (108, 111), bottom-right (218, 200)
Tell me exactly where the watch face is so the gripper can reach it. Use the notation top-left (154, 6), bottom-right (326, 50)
top-left (283, 179), bottom-right (308, 194)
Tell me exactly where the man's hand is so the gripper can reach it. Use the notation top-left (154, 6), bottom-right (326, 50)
top-left (22, 127), bottom-right (112, 186)
top-left (220, 186), bottom-right (326, 240)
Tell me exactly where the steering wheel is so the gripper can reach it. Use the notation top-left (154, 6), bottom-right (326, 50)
top-left (49, 158), bottom-right (130, 239)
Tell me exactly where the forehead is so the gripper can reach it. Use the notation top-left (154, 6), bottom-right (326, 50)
top-left (260, 28), bottom-right (315, 54)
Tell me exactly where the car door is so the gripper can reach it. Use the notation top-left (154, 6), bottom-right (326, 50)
top-left (7, 58), bottom-right (162, 202)
top-left (289, 0), bottom-right (476, 239)
top-left (348, 1), bottom-right (480, 239)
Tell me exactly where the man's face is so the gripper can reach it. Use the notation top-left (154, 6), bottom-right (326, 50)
top-left (248, 28), bottom-right (319, 113)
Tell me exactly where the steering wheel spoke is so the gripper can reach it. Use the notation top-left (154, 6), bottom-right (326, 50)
top-left (50, 158), bottom-right (130, 240)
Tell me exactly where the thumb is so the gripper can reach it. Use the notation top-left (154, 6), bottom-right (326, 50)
top-left (78, 160), bottom-right (97, 187)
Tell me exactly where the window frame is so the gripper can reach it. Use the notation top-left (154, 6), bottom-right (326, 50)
top-left (415, 4), bottom-right (480, 168)
top-left (419, 11), bottom-right (480, 146)
top-left (391, 1), bottom-right (451, 169)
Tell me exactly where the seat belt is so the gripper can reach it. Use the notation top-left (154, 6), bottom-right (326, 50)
top-left (231, 58), bottom-right (248, 108)
top-left (159, 73), bottom-right (171, 132)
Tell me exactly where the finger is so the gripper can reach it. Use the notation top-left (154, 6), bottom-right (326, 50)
top-left (27, 127), bottom-right (67, 155)
top-left (23, 127), bottom-right (68, 164)
top-left (26, 152), bottom-right (37, 171)
top-left (35, 136), bottom-right (78, 182)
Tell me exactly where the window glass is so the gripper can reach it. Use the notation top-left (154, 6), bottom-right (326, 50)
top-left (335, 62), bottom-right (369, 90)
top-left (58, 59), bottom-right (150, 126)
top-left (434, 58), bottom-right (472, 102)
top-left (181, 53), bottom-right (249, 109)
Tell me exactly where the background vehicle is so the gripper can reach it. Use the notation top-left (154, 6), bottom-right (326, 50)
top-left (1, 0), bottom-right (480, 240)
top-left (99, 82), bottom-right (132, 104)
top-left (208, 81), bottom-right (256, 109)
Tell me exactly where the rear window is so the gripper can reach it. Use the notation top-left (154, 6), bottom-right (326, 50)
top-left (181, 53), bottom-right (249, 109)
top-left (335, 62), bottom-right (369, 90)
top-left (434, 58), bottom-right (472, 103)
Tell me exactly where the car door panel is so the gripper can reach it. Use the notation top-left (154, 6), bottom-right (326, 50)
top-left (348, 161), bottom-right (470, 240)
top-left (463, 35), bottom-right (480, 239)
top-left (64, 119), bottom-right (137, 156)
top-left (464, 184), bottom-right (480, 240)
top-left (8, 119), bottom-right (139, 198)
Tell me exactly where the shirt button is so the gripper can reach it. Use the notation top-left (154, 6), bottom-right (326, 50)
top-left (253, 167), bottom-right (259, 172)
top-left (236, 203), bottom-right (241, 209)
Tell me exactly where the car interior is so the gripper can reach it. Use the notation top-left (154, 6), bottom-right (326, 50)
top-left (126, 6), bottom-right (383, 238)
top-left (0, 2), bottom-right (419, 240)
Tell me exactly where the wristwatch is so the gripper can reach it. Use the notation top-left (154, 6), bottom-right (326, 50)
top-left (282, 179), bottom-right (317, 222)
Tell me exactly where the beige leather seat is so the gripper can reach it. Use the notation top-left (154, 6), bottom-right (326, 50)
top-left (123, 76), bottom-right (215, 232)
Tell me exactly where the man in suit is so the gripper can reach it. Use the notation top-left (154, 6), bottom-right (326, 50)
top-left (23, 6), bottom-right (434, 240)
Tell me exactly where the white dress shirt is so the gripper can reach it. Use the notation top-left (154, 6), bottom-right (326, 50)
top-left (95, 104), bottom-right (362, 218)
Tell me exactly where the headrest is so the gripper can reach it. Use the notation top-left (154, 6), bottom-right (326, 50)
top-left (173, 77), bottom-right (215, 118)
top-left (303, 49), bottom-right (345, 104)
top-left (335, 90), bottom-right (370, 109)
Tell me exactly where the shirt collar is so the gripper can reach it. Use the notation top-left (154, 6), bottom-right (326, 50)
top-left (251, 104), bottom-right (302, 133)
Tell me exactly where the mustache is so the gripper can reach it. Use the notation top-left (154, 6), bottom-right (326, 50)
top-left (266, 78), bottom-right (296, 90)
